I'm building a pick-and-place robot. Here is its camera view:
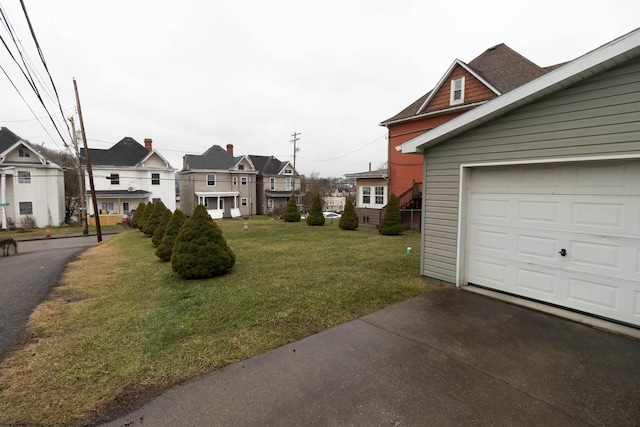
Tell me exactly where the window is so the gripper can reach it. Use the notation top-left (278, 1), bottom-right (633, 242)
top-left (207, 174), bottom-right (216, 186)
top-left (285, 178), bottom-right (293, 191)
top-left (270, 177), bottom-right (276, 190)
top-left (151, 173), bottom-right (160, 185)
top-left (19, 201), bottom-right (32, 215)
top-left (238, 165), bottom-right (245, 170)
top-left (18, 147), bottom-right (30, 157)
top-left (18, 171), bottom-right (31, 184)
top-left (362, 187), bottom-right (371, 204)
top-left (233, 176), bottom-right (238, 186)
top-left (108, 173), bottom-right (120, 185)
top-left (123, 202), bottom-right (129, 214)
top-left (450, 77), bottom-right (465, 105)
top-left (267, 199), bottom-right (273, 208)
top-left (241, 176), bottom-right (247, 186)
top-left (375, 186), bottom-right (385, 204)
top-left (241, 198), bottom-right (248, 206)
top-left (101, 202), bottom-right (114, 212)
top-left (284, 168), bottom-right (293, 175)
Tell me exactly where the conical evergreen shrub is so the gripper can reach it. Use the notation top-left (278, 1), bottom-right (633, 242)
top-left (156, 209), bottom-right (186, 262)
top-left (379, 193), bottom-right (404, 235)
top-left (339, 199), bottom-right (358, 230)
top-left (152, 205), bottom-right (173, 247)
top-left (130, 202), bottom-right (145, 229)
top-left (282, 195), bottom-right (301, 222)
top-left (137, 201), bottom-right (153, 231)
top-left (171, 204), bottom-right (235, 279)
top-left (143, 201), bottom-right (168, 237)
top-left (306, 193), bottom-right (325, 226)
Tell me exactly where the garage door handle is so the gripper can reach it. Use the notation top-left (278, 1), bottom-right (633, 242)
top-left (558, 249), bottom-right (567, 257)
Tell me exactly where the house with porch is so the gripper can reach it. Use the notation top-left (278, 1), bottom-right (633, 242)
top-left (179, 144), bottom-right (257, 218)
top-left (380, 43), bottom-right (564, 212)
top-left (248, 155), bottom-right (301, 216)
top-left (401, 29), bottom-right (640, 330)
top-left (344, 168), bottom-right (387, 228)
top-left (81, 137), bottom-right (175, 223)
top-left (0, 127), bottom-right (65, 229)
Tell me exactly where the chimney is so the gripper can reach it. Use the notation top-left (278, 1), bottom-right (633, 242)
top-left (226, 144), bottom-right (234, 156)
top-left (144, 138), bottom-right (153, 151)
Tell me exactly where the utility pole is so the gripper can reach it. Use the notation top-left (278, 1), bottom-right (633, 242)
top-left (290, 132), bottom-right (301, 195)
top-left (73, 78), bottom-right (102, 242)
top-left (68, 116), bottom-right (89, 234)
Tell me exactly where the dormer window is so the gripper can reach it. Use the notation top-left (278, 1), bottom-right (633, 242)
top-left (450, 77), bottom-right (465, 105)
top-left (284, 168), bottom-right (293, 175)
top-left (18, 147), bottom-right (30, 157)
top-left (238, 165), bottom-right (245, 170)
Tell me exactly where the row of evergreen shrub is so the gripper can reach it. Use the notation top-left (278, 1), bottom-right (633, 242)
top-left (281, 193), bottom-right (403, 235)
top-left (129, 191), bottom-right (404, 279)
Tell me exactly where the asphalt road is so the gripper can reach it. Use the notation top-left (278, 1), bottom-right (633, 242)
top-left (0, 235), bottom-right (110, 361)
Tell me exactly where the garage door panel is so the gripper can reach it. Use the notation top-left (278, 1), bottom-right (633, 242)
top-left (516, 267), bottom-right (557, 296)
top-left (570, 202), bottom-right (624, 229)
top-left (467, 160), bottom-right (640, 327)
top-left (567, 277), bottom-right (619, 311)
top-left (519, 200), bottom-right (560, 223)
top-left (517, 234), bottom-right (557, 260)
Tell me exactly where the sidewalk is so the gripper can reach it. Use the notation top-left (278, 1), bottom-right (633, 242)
top-left (101, 287), bottom-right (640, 426)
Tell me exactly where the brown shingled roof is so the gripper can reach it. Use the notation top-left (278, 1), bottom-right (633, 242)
top-left (467, 43), bottom-right (548, 93)
top-left (381, 44), bottom-right (560, 126)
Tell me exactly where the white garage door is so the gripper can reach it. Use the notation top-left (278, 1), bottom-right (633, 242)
top-left (466, 160), bottom-right (640, 327)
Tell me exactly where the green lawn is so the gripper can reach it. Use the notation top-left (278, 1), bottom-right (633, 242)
top-left (0, 217), bottom-right (433, 426)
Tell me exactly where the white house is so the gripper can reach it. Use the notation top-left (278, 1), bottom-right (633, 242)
top-left (0, 127), bottom-right (65, 229)
top-left (344, 168), bottom-right (388, 228)
top-left (81, 137), bottom-right (175, 221)
top-left (402, 29), bottom-right (640, 330)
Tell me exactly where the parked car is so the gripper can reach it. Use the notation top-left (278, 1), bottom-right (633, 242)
top-left (322, 212), bottom-right (341, 219)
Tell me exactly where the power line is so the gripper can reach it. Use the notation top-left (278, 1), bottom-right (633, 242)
top-left (0, 1), bottom-right (71, 150)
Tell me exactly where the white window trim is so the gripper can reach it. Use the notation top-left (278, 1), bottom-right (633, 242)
top-left (270, 177), bottom-right (276, 190)
top-left (241, 176), bottom-right (248, 186)
top-left (450, 77), bottom-right (465, 106)
top-left (284, 168), bottom-right (293, 175)
top-left (233, 176), bottom-right (238, 186)
top-left (241, 197), bottom-right (248, 206)
top-left (285, 177), bottom-right (293, 191)
top-left (207, 174), bottom-right (216, 186)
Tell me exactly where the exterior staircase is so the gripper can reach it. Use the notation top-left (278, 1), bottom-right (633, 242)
top-left (397, 181), bottom-right (422, 209)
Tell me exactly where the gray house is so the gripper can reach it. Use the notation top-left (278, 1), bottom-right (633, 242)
top-left (179, 144), bottom-right (257, 218)
top-left (248, 155), bottom-right (300, 215)
top-left (402, 29), bottom-right (640, 330)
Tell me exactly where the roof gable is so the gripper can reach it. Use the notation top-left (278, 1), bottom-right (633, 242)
top-left (415, 60), bottom-right (501, 115)
top-left (381, 44), bottom-right (552, 126)
top-left (401, 28), bottom-right (640, 154)
top-left (0, 127), bottom-right (60, 167)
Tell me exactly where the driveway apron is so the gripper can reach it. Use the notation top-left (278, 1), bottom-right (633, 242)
top-left (102, 287), bottom-right (640, 426)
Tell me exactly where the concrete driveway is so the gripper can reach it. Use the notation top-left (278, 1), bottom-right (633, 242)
top-left (102, 287), bottom-right (640, 426)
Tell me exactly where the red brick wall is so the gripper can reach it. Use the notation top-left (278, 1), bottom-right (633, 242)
top-left (387, 112), bottom-right (460, 197)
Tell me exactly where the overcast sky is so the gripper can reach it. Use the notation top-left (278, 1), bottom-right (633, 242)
top-left (1, 0), bottom-right (638, 177)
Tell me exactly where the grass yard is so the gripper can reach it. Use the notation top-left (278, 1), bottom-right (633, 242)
top-left (0, 217), bottom-right (434, 426)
